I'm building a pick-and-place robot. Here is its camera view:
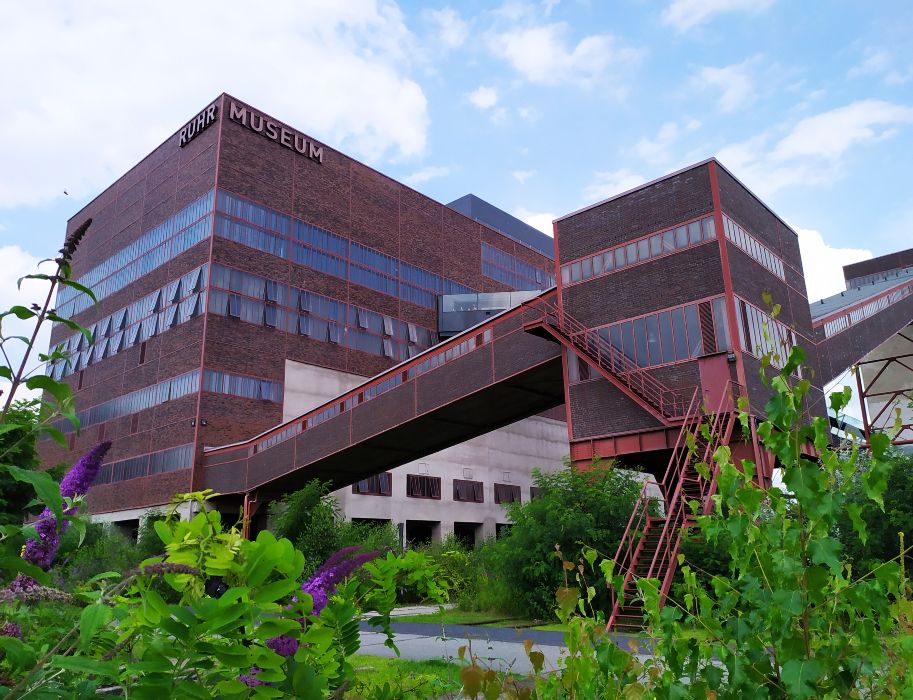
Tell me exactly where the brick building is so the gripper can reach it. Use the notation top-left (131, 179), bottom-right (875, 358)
top-left (42, 94), bottom-right (564, 542)
top-left (41, 95), bottom-right (913, 552)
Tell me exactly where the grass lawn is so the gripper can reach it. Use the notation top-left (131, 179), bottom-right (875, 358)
top-left (392, 609), bottom-right (525, 625)
top-left (348, 655), bottom-right (463, 699)
top-left (392, 609), bottom-right (570, 633)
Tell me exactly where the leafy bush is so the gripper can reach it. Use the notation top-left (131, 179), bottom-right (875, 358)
top-left (837, 449), bottom-right (913, 573)
top-left (485, 459), bottom-right (642, 619)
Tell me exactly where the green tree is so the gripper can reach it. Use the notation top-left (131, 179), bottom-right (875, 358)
top-left (837, 449), bottom-right (913, 572)
top-left (490, 459), bottom-right (642, 619)
top-left (0, 401), bottom-right (42, 525)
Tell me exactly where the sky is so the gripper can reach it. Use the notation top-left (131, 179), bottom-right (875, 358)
top-left (1, 0), bottom-right (912, 405)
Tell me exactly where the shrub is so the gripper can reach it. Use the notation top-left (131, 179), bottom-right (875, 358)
top-left (488, 459), bottom-right (642, 619)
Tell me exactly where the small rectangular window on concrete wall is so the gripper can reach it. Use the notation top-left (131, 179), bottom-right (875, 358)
top-left (407, 474), bottom-right (441, 499)
top-left (494, 483), bottom-right (521, 504)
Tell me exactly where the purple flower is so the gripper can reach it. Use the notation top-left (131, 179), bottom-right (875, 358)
top-left (266, 634), bottom-right (298, 657)
top-left (300, 546), bottom-right (380, 616)
top-left (22, 442), bottom-right (111, 570)
top-left (239, 667), bottom-right (265, 686)
top-left (0, 622), bottom-right (22, 639)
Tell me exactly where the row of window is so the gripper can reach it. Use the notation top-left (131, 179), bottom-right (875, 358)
top-left (481, 243), bottom-right (555, 291)
top-left (735, 297), bottom-right (801, 373)
top-left (52, 365), bottom-right (282, 435)
top-left (722, 214), bottom-right (786, 281)
top-left (244, 327), bottom-right (496, 456)
top-left (560, 215), bottom-right (717, 287)
top-left (207, 264), bottom-right (435, 362)
top-left (820, 280), bottom-right (913, 339)
top-left (846, 267), bottom-right (913, 290)
top-left (216, 190), bottom-right (478, 309)
top-left (56, 192), bottom-right (215, 318)
top-left (96, 444), bottom-right (193, 485)
top-left (49, 265), bottom-right (208, 380)
top-left (567, 298), bottom-right (729, 382)
top-left (353, 473), bottom-right (524, 504)
top-left (202, 370), bottom-right (283, 403)
top-left (53, 369), bottom-right (201, 434)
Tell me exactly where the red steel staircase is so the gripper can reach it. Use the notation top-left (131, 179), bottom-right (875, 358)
top-left (520, 296), bottom-right (739, 632)
top-left (607, 388), bottom-right (738, 632)
top-left (522, 298), bottom-right (693, 423)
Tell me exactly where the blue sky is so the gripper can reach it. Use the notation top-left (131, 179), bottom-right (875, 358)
top-left (1, 0), bottom-right (912, 392)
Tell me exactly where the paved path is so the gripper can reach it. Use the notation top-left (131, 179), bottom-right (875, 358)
top-left (358, 621), bottom-right (651, 676)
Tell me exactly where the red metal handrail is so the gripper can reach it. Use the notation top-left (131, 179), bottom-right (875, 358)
top-left (607, 381), bottom-right (742, 630)
top-left (525, 298), bottom-right (693, 420)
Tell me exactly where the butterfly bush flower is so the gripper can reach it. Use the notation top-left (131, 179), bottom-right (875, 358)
top-left (22, 441), bottom-right (111, 570)
top-left (0, 622), bottom-right (22, 639)
top-left (242, 547), bottom-right (380, 685)
top-left (300, 546), bottom-right (380, 616)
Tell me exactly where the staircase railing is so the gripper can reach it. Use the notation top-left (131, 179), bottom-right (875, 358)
top-left (607, 382), bottom-right (742, 630)
top-left (524, 298), bottom-right (692, 420)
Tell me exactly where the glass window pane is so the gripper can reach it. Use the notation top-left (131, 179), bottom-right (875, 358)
top-left (571, 261), bottom-right (581, 282)
top-left (621, 321), bottom-right (636, 365)
top-left (712, 297), bottom-right (731, 352)
top-left (659, 311), bottom-right (675, 364)
top-left (637, 239), bottom-right (649, 261)
top-left (650, 235), bottom-right (662, 256)
top-left (592, 254), bottom-right (603, 275)
top-left (582, 257), bottom-right (593, 279)
top-left (561, 266), bottom-right (570, 285)
top-left (646, 314), bottom-right (661, 367)
top-left (675, 226), bottom-right (688, 248)
top-left (626, 243), bottom-right (638, 264)
top-left (703, 217), bottom-right (716, 239)
top-left (688, 221), bottom-right (702, 244)
top-left (684, 304), bottom-right (702, 357)
top-left (670, 308), bottom-right (688, 361)
top-left (615, 247), bottom-right (626, 268)
top-left (603, 251), bottom-right (614, 272)
top-left (663, 230), bottom-right (675, 252)
top-left (633, 317), bottom-right (648, 368)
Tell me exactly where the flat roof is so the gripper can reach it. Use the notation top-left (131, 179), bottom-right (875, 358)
top-left (810, 266), bottom-right (913, 320)
top-left (447, 194), bottom-right (555, 258)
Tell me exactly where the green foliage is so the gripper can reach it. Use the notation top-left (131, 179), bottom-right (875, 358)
top-left (485, 459), bottom-right (642, 619)
top-left (0, 402), bottom-right (49, 527)
top-left (1, 489), bottom-right (446, 697)
top-left (836, 450), bottom-right (913, 572)
top-left (344, 655), bottom-right (463, 700)
top-left (269, 480), bottom-right (341, 575)
top-left (50, 522), bottom-right (146, 590)
top-left (523, 345), bottom-right (913, 697)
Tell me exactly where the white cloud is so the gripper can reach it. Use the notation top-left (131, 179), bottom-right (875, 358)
top-left (0, 1), bottom-right (429, 208)
top-left (717, 100), bottom-right (913, 197)
top-left (423, 7), bottom-right (469, 49)
top-left (0, 246), bottom-right (52, 403)
top-left (0, 223), bottom-right (6, 232)
top-left (491, 107), bottom-right (509, 125)
top-left (517, 106), bottom-right (537, 121)
top-left (632, 119), bottom-right (700, 165)
top-left (794, 226), bottom-right (871, 301)
top-left (848, 47), bottom-right (911, 85)
top-left (467, 85), bottom-right (499, 110)
top-left (515, 207), bottom-right (556, 236)
top-left (512, 169), bottom-right (537, 183)
top-left (403, 165), bottom-right (451, 186)
top-left (772, 100), bottom-right (913, 162)
top-left (661, 0), bottom-right (776, 32)
top-left (582, 169), bottom-right (646, 203)
top-left (489, 23), bottom-right (641, 88)
top-left (695, 57), bottom-right (759, 113)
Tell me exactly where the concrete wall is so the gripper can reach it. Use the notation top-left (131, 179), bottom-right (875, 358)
top-left (283, 360), bottom-right (569, 543)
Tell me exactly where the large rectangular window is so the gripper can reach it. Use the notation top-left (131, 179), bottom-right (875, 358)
top-left (353, 473), bottom-right (392, 496)
top-left (407, 474), bottom-right (441, 499)
top-left (494, 483), bottom-right (521, 504)
top-left (453, 479), bottom-right (484, 503)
